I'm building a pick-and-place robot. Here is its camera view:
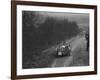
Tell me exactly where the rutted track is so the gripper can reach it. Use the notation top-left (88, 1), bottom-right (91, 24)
top-left (51, 35), bottom-right (86, 67)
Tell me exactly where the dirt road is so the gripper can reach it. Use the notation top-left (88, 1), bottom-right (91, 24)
top-left (51, 35), bottom-right (87, 67)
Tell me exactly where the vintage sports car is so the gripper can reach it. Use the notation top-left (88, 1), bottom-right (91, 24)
top-left (56, 44), bottom-right (71, 57)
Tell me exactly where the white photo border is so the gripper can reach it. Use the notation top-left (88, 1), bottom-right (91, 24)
top-left (16, 4), bottom-right (95, 76)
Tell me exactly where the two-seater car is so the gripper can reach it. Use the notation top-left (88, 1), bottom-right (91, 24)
top-left (56, 43), bottom-right (71, 57)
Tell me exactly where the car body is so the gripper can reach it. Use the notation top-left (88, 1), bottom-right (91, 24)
top-left (56, 44), bottom-right (71, 57)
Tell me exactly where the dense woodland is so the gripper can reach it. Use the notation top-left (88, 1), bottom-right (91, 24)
top-left (22, 11), bottom-right (80, 68)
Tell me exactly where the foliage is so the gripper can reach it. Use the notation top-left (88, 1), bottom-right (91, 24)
top-left (22, 11), bottom-right (80, 68)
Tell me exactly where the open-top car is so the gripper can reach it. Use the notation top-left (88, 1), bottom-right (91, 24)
top-left (56, 43), bottom-right (71, 57)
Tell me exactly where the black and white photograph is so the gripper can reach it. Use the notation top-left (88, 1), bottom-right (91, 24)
top-left (11, 1), bottom-right (97, 79)
top-left (22, 11), bottom-right (90, 69)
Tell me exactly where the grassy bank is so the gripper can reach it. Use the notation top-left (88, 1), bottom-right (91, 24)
top-left (23, 50), bottom-right (56, 68)
top-left (69, 37), bottom-right (89, 66)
